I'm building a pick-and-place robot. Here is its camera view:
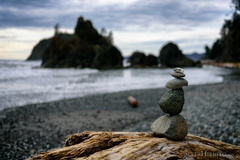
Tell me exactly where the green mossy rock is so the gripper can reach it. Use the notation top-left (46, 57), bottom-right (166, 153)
top-left (159, 88), bottom-right (184, 115)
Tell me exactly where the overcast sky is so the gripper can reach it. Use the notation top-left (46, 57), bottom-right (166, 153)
top-left (0, 0), bottom-right (232, 60)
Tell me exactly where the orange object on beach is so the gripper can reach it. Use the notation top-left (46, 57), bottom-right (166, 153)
top-left (127, 96), bottom-right (138, 107)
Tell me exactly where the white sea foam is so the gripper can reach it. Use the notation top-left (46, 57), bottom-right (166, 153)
top-left (0, 60), bottom-right (225, 110)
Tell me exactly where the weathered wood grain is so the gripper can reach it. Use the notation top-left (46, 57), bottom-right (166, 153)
top-left (29, 131), bottom-right (240, 160)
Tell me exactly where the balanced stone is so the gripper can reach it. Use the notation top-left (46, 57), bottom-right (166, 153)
top-left (171, 72), bottom-right (185, 78)
top-left (159, 89), bottom-right (184, 115)
top-left (165, 78), bottom-right (188, 89)
top-left (173, 67), bottom-right (184, 74)
top-left (151, 67), bottom-right (188, 141)
top-left (151, 114), bottom-right (188, 140)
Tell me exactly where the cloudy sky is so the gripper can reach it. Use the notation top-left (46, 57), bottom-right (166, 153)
top-left (0, 0), bottom-right (232, 60)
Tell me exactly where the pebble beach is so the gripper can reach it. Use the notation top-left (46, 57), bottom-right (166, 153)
top-left (0, 78), bottom-right (239, 159)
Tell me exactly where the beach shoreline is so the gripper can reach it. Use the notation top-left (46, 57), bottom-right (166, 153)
top-left (0, 80), bottom-right (239, 159)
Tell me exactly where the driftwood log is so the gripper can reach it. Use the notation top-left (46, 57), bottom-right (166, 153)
top-left (29, 131), bottom-right (239, 160)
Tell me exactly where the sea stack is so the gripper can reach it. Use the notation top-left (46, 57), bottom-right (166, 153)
top-left (151, 67), bottom-right (188, 140)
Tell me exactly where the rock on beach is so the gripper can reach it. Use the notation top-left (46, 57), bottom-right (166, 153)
top-left (159, 88), bottom-right (184, 115)
top-left (165, 78), bottom-right (188, 89)
top-left (171, 72), bottom-right (185, 78)
top-left (151, 114), bottom-right (188, 140)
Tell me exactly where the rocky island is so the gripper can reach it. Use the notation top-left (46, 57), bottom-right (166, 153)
top-left (27, 17), bottom-right (123, 70)
top-left (159, 42), bottom-right (197, 67)
top-left (128, 51), bottom-right (158, 68)
top-left (27, 17), bottom-right (200, 69)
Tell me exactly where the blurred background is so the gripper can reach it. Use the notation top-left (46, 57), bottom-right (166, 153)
top-left (0, 0), bottom-right (234, 60)
top-left (0, 1), bottom-right (239, 159)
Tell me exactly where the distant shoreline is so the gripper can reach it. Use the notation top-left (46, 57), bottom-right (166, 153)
top-left (201, 60), bottom-right (240, 69)
top-left (2, 58), bottom-right (240, 68)
top-left (2, 61), bottom-right (231, 110)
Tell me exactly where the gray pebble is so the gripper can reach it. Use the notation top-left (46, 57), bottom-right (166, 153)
top-left (173, 67), bottom-right (184, 74)
top-left (159, 88), bottom-right (184, 115)
top-left (151, 114), bottom-right (188, 140)
top-left (165, 78), bottom-right (188, 89)
top-left (171, 72), bottom-right (185, 78)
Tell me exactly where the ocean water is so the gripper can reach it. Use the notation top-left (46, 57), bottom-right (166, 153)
top-left (0, 60), bottom-right (229, 110)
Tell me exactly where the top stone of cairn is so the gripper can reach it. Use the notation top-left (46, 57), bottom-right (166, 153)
top-left (173, 68), bottom-right (184, 74)
top-left (171, 67), bottom-right (185, 78)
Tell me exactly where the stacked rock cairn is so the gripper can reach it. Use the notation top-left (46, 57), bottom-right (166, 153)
top-left (151, 67), bottom-right (188, 140)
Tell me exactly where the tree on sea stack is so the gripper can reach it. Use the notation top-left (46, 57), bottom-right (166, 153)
top-left (29, 69), bottom-right (240, 160)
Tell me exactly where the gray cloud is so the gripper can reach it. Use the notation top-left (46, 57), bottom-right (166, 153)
top-left (0, 0), bottom-right (56, 28)
top-left (0, 36), bottom-right (9, 39)
top-left (77, 0), bottom-right (229, 31)
top-left (0, 0), bottom-right (53, 7)
top-left (0, 0), bottom-right (229, 31)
